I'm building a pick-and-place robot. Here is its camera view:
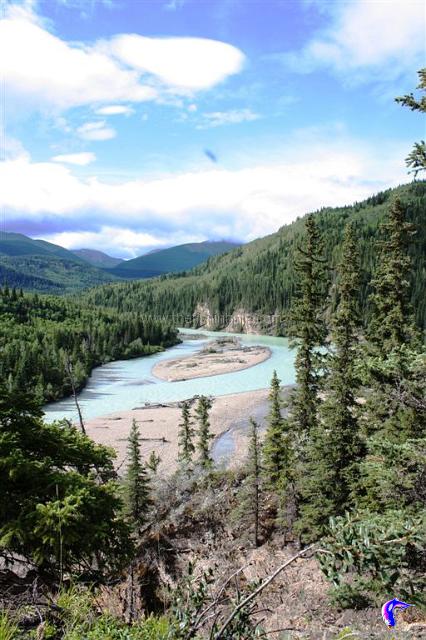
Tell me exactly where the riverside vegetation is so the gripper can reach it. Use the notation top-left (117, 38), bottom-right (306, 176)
top-left (0, 70), bottom-right (425, 638)
top-left (0, 291), bottom-right (178, 403)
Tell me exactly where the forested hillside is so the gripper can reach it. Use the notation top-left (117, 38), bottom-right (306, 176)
top-left (85, 181), bottom-right (426, 331)
top-left (108, 240), bottom-right (240, 279)
top-left (0, 232), bottom-right (119, 292)
top-left (0, 287), bottom-right (178, 402)
top-left (72, 248), bottom-right (124, 268)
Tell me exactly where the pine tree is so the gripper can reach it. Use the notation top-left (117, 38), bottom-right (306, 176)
top-left (147, 450), bottom-right (161, 474)
top-left (125, 419), bottom-right (151, 531)
top-left (235, 418), bottom-right (262, 547)
top-left (262, 370), bottom-right (287, 490)
top-left (368, 197), bottom-right (417, 353)
top-left (287, 214), bottom-right (327, 440)
top-left (395, 68), bottom-right (426, 176)
top-left (178, 400), bottom-right (195, 466)
top-left (195, 396), bottom-right (214, 470)
top-left (297, 223), bottom-right (364, 540)
top-left (363, 197), bottom-right (425, 440)
top-left (359, 199), bottom-right (426, 511)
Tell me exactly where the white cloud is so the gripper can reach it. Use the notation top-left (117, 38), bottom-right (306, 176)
top-left (0, 8), bottom-right (245, 112)
top-left (283, 0), bottom-right (425, 83)
top-left (46, 228), bottom-right (175, 259)
top-left (77, 121), bottom-right (116, 141)
top-left (95, 105), bottom-right (134, 116)
top-left (108, 35), bottom-right (245, 90)
top-left (1, 136), bottom-right (409, 255)
top-left (198, 108), bottom-right (260, 128)
top-left (0, 12), bottom-right (157, 110)
top-left (51, 152), bottom-right (96, 165)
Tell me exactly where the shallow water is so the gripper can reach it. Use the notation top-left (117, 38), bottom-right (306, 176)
top-left (43, 328), bottom-right (296, 423)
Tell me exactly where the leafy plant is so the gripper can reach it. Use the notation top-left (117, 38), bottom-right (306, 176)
top-left (318, 511), bottom-right (426, 607)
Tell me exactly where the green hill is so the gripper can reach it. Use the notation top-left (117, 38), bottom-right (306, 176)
top-left (109, 240), bottom-right (240, 279)
top-left (72, 248), bottom-right (124, 268)
top-left (0, 232), bottom-right (118, 293)
top-left (85, 182), bottom-right (426, 332)
top-left (0, 232), bottom-right (85, 262)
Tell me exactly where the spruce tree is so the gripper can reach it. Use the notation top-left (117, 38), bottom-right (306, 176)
top-left (178, 400), bottom-right (195, 466)
top-left (125, 419), bottom-right (151, 532)
top-left (395, 68), bottom-right (426, 176)
top-left (236, 418), bottom-right (262, 547)
top-left (360, 199), bottom-right (426, 511)
top-left (287, 214), bottom-right (327, 440)
top-left (368, 197), bottom-right (416, 353)
top-left (297, 223), bottom-right (364, 539)
top-left (262, 370), bottom-right (287, 490)
top-left (195, 396), bottom-right (214, 469)
top-left (364, 197), bottom-right (424, 440)
top-left (147, 450), bottom-right (161, 474)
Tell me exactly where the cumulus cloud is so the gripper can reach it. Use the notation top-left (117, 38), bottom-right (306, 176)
top-left (197, 108), bottom-right (260, 128)
top-left (95, 105), bottom-right (134, 116)
top-left (0, 7), bottom-right (245, 112)
top-left (108, 35), bottom-right (245, 90)
top-left (77, 121), bottom-right (116, 141)
top-left (1, 135), bottom-right (409, 256)
top-left (0, 13), bottom-right (156, 110)
top-left (282, 0), bottom-right (425, 83)
top-left (51, 152), bottom-right (96, 165)
top-left (46, 228), bottom-right (177, 259)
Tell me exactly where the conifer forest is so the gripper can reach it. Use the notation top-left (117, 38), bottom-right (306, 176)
top-left (1, 8), bottom-right (425, 637)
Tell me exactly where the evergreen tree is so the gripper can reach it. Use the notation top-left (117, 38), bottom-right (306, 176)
top-left (235, 418), bottom-right (262, 547)
top-left (287, 214), bottom-right (327, 441)
top-left (297, 223), bottom-right (364, 540)
top-left (363, 197), bottom-right (424, 440)
top-left (359, 199), bottom-right (426, 512)
top-left (0, 385), bottom-right (132, 576)
top-left (125, 419), bottom-right (151, 531)
top-left (147, 450), bottom-right (161, 474)
top-left (177, 400), bottom-right (195, 466)
top-left (395, 68), bottom-right (426, 176)
top-left (195, 396), bottom-right (213, 469)
top-left (368, 197), bottom-right (417, 352)
top-left (262, 371), bottom-right (287, 490)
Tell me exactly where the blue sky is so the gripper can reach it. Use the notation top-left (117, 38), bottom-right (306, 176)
top-left (1, 0), bottom-right (425, 258)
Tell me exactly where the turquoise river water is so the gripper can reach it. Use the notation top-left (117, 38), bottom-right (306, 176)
top-left (43, 328), bottom-right (296, 423)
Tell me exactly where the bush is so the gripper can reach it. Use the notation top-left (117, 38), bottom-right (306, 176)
top-left (318, 510), bottom-right (426, 607)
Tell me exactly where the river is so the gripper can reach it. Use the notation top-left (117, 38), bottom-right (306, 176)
top-left (43, 328), bottom-right (296, 424)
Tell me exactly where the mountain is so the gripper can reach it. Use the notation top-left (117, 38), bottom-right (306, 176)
top-left (0, 232), bottom-right (118, 293)
top-left (85, 182), bottom-right (426, 332)
top-left (109, 240), bottom-right (241, 279)
top-left (0, 232), bottom-right (86, 262)
top-left (72, 248), bottom-right (124, 268)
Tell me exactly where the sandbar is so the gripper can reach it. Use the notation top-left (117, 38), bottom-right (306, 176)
top-left (152, 337), bottom-right (271, 382)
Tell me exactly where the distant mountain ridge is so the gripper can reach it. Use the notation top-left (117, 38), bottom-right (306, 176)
top-left (84, 181), bottom-right (426, 332)
top-left (108, 240), bottom-right (241, 279)
top-left (72, 248), bottom-right (124, 268)
top-left (0, 232), bottom-right (118, 293)
top-left (0, 234), bottom-right (241, 292)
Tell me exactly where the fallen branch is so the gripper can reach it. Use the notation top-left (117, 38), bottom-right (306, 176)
top-left (213, 544), bottom-right (317, 640)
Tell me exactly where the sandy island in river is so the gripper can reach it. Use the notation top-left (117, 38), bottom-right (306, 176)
top-left (83, 336), bottom-right (291, 475)
top-left (152, 336), bottom-right (271, 382)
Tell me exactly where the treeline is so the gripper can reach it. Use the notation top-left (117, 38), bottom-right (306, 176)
top-left (84, 181), bottom-right (426, 332)
top-left (0, 288), bottom-right (179, 402)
